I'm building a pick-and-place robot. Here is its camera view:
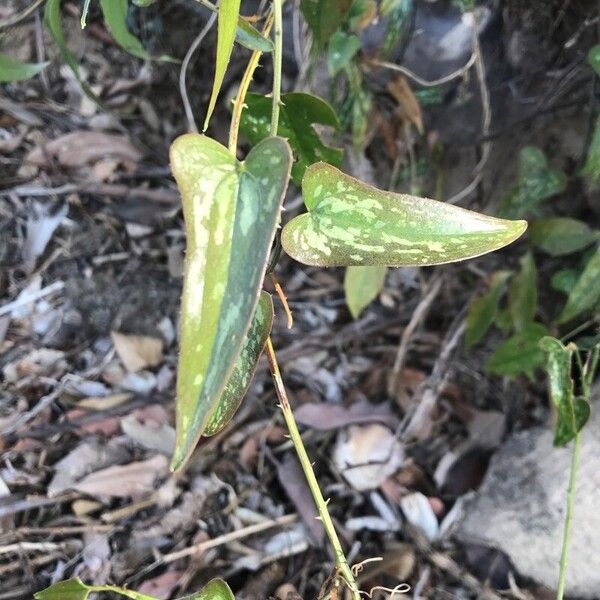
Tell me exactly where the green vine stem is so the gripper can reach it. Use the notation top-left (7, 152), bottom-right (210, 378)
top-left (265, 339), bottom-right (361, 599)
top-left (556, 431), bottom-right (582, 600)
top-left (269, 0), bottom-right (283, 136)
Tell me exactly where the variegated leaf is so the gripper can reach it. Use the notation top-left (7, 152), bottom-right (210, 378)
top-left (204, 291), bottom-right (274, 436)
top-left (170, 135), bottom-right (292, 471)
top-left (281, 162), bottom-right (527, 267)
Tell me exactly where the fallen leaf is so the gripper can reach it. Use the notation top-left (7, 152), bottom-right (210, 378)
top-left (138, 570), bottom-right (184, 599)
top-left (387, 75), bottom-right (424, 134)
top-left (25, 131), bottom-right (142, 167)
top-left (333, 423), bottom-right (405, 491)
top-left (73, 454), bottom-right (168, 499)
top-left (400, 492), bottom-right (439, 541)
top-left (121, 406), bottom-right (175, 455)
top-left (295, 399), bottom-right (400, 431)
top-left (111, 331), bottom-right (163, 372)
top-left (23, 202), bottom-right (68, 270)
top-left (77, 392), bottom-right (132, 410)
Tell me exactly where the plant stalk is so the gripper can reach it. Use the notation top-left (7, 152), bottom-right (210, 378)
top-left (269, 0), bottom-right (283, 136)
top-left (556, 430), bottom-right (582, 600)
top-left (264, 339), bottom-right (361, 599)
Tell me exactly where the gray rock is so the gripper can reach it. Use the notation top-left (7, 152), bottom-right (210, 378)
top-left (457, 393), bottom-right (600, 598)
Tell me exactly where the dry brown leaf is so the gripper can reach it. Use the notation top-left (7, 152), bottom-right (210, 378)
top-left (77, 392), bottom-right (132, 410)
top-left (111, 331), bottom-right (163, 372)
top-left (333, 423), bottom-right (405, 491)
top-left (25, 131), bottom-right (142, 168)
top-left (138, 570), bottom-right (184, 599)
top-left (294, 398), bottom-right (400, 431)
top-left (388, 75), bottom-right (424, 134)
top-left (73, 454), bottom-right (168, 499)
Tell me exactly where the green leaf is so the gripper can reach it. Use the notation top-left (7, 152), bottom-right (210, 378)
top-left (236, 19), bottom-right (273, 52)
top-left (508, 252), bottom-right (537, 331)
top-left (588, 44), bottom-right (600, 77)
top-left (204, 0), bottom-right (241, 130)
top-left (530, 217), bottom-right (598, 256)
top-left (499, 147), bottom-right (567, 218)
top-left (0, 53), bottom-right (48, 82)
top-left (327, 30), bottom-right (361, 76)
top-left (465, 270), bottom-right (512, 348)
top-left (344, 266), bottom-right (387, 319)
top-left (179, 578), bottom-right (235, 600)
top-left (539, 337), bottom-right (590, 446)
top-left (34, 578), bottom-right (90, 600)
top-left (239, 92), bottom-right (342, 186)
top-left (486, 322), bottom-right (549, 380)
top-left (558, 248), bottom-right (600, 323)
top-left (170, 134), bottom-right (292, 471)
top-left (281, 162), bottom-right (527, 267)
top-left (582, 115), bottom-right (600, 187)
top-left (300, 0), bottom-right (352, 49)
top-left (551, 268), bottom-right (579, 294)
top-left (380, 0), bottom-right (413, 58)
top-left (45, 0), bottom-right (97, 99)
top-left (204, 291), bottom-right (274, 435)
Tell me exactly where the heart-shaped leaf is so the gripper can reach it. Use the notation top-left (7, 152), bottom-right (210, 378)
top-left (540, 337), bottom-right (590, 446)
top-left (204, 291), bottom-right (274, 435)
top-left (170, 134), bottom-right (291, 471)
top-left (239, 92), bottom-right (342, 186)
top-left (344, 265), bottom-right (387, 318)
top-left (281, 162), bottom-right (527, 267)
top-left (530, 217), bottom-right (598, 256)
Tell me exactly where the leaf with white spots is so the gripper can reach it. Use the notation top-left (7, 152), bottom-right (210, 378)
top-left (170, 135), bottom-right (292, 471)
top-left (204, 291), bottom-right (274, 436)
top-left (281, 162), bottom-right (527, 267)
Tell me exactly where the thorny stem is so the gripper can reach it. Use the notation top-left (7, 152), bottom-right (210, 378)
top-left (556, 431), bottom-right (582, 600)
top-left (265, 339), bottom-right (361, 600)
top-left (269, 0), bottom-right (283, 136)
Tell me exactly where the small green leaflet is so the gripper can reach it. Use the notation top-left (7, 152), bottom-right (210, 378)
top-left (327, 30), bottom-right (361, 76)
top-left (235, 18), bottom-right (273, 52)
top-left (34, 577), bottom-right (158, 600)
top-left (465, 270), bottom-right (512, 348)
top-left (508, 252), bottom-right (537, 332)
top-left (558, 248), bottom-right (600, 324)
top-left (552, 269), bottom-right (579, 295)
top-left (204, 0), bottom-right (241, 130)
top-left (170, 134), bottom-right (291, 471)
top-left (582, 115), bottom-right (600, 187)
top-left (180, 579), bottom-right (235, 600)
top-left (344, 265), bottom-right (387, 319)
top-left (0, 53), bottom-right (48, 82)
top-left (499, 147), bottom-right (566, 218)
top-left (281, 162), bottom-right (527, 267)
top-left (530, 217), bottom-right (598, 256)
top-left (300, 0), bottom-right (352, 49)
top-left (204, 291), bottom-right (274, 435)
top-left (540, 337), bottom-right (590, 447)
top-left (239, 92), bottom-right (342, 186)
top-left (588, 44), bottom-right (600, 77)
top-left (486, 322), bottom-right (549, 381)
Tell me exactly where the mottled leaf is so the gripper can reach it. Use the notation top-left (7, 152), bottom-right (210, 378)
top-left (0, 53), bottom-right (48, 82)
top-left (540, 337), bottom-right (590, 447)
top-left (182, 578), bottom-right (235, 600)
top-left (204, 0), bottom-right (241, 130)
top-left (300, 0), bottom-right (352, 49)
top-left (486, 322), bottom-right (549, 380)
top-left (499, 147), bottom-right (566, 218)
top-left (558, 248), bottom-right (600, 323)
top-left (582, 115), bottom-right (600, 187)
top-left (240, 92), bottom-right (342, 185)
top-left (508, 253), bottom-right (537, 331)
top-left (588, 44), bottom-right (600, 77)
top-left (204, 291), bottom-right (274, 435)
top-left (465, 270), bottom-right (512, 348)
top-left (328, 30), bottom-right (361, 76)
top-left (281, 162), bottom-right (527, 267)
top-left (530, 217), bottom-right (598, 256)
top-left (380, 0), bottom-right (414, 58)
top-left (170, 134), bottom-right (291, 471)
top-left (344, 265), bottom-right (387, 319)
